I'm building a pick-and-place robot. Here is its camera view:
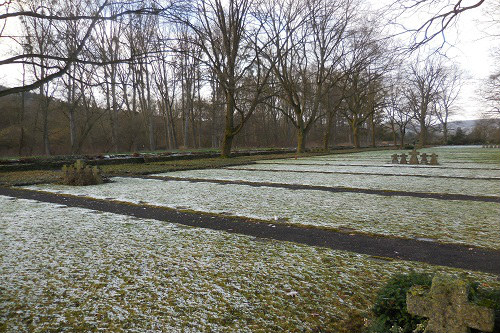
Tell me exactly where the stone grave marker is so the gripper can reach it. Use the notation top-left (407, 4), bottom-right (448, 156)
top-left (430, 153), bottom-right (439, 165)
top-left (391, 154), bottom-right (399, 164)
top-left (409, 149), bottom-right (420, 165)
top-left (399, 153), bottom-right (408, 164)
top-left (407, 276), bottom-right (495, 333)
top-left (420, 153), bottom-right (428, 165)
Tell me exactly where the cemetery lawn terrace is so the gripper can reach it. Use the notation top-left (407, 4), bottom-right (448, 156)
top-left (1, 195), bottom-right (499, 333)
top-left (24, 146), bottom-right (500, 250)
top-left (1, 145), bottom-right (500, 332)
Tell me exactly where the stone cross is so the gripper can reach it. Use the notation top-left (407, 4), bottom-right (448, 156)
top-left (399, 153), bottom-right (408, 164)
top-left (430, 153), bottom-right (439, 165)
top-left (391, 154), bottom-right (399, 164)
top-left (409, 149), bottom-right (420, 164)
top-left (420, 153), bottom-right (428, 165)
top-left (407, 276), bottom-right (495, 333)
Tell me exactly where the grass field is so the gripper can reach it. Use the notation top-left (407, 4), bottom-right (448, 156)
top-left (2, 145), bottom-right (500, 332)
top-left (1, 196), bottom-right (498, 333)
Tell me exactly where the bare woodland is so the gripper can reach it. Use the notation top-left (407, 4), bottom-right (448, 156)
top-left (0, 0), bottom-right (498, 156)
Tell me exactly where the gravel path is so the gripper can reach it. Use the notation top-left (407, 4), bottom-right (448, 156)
top-left (2, 186), bottom-right (499, 275)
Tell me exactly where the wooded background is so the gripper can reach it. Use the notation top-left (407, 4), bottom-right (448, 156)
top-left (0, 0), bottom-right (498, 157)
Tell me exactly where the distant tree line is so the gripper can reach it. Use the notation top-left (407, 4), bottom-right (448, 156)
top-left (0, 0), bottom-right (498, 157)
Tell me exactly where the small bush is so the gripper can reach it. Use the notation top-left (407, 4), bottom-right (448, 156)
top-left (61, 160), bottom-right (104, 186)
top-left (369, 273), bottom-right (433, 333)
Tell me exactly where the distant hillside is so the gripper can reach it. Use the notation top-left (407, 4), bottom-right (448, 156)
top-left (0, 85), bottom-right (40, 103)
top-left (447, 120), bottom-right (478, 133)
top-left (447, 119), bottom-right (500, 134)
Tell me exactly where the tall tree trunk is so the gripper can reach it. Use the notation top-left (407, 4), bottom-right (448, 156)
top-left (148, 115), bottom-right (155, 151)
top-left (42, 105), bottom-right (51, 155)
top-left (352, 123), bottom-right (360, 148)
top-left (145, 67), bottom-right (155, 151)
top-left (110, 64), bottom-right (119, 153)
top-left (370, 113), bottom-right (376, 147)
top-left (18, 91), bottom-right (26, 156)
top-left (443, 123), bottom-right (448, 144)
top-left (400, 129), bottom-right (406, 148)
top-left (419, 115), bottom-right (427, 147)
top-left (390, 120), bottom-right (397, 147)
top-left (67, 65), bottom-right (78, 154)
top-left (190, 108), bottom-right (197, 149)
top-left (169, 102), bottom-right (178, 149)
top-left (69, 107), bottom-right (76, 154)
top-left (162, 101), bottom-right (172, 150)
top-left (181, 74), bottom-right (189, 148)
top-left (297, 128), bottom-right (307, 153)
top-left (332, 113), bottom-right (337, 148)
top-left (296, 112), bottom-right (307, 153)
top-left (221, 92), bottom-right (235, 157)
top-left (40, 86), bottom-right (51, 156)
top-left (323, 111), bottom-right (334, 151)
top-left (221, 134), bottom-right (233, 157)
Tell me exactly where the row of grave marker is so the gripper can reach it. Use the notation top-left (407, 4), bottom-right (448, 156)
top-left (482, 144), bottom-right (500, 148)
top-left (391, 150), bottom-right (438, 165)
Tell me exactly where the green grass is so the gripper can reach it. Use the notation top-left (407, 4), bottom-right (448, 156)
top-left (0, 170), bottom-right (61, 186)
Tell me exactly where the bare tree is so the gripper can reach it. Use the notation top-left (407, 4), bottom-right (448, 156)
top-left (133, 11), bottom-right (160, 151)
top-left (171, 0), bottom-right (272, 157)
top-left (405, 58), bottom-right (444, 147)
top-left (435, 65), bottom-right (462, 142)
top-left (59, 0), bottom-right (89, 154)
top-left (94, 3), bottom-right (125, 153)
top-left (19, 0), bottom-right (61, 155)
top-left (0, 0), bottom-right (171, 98)
top-left (261, 0), bottom-right (354, 153)
top-left (482, 73), bottom-right (500, 118)
top-left (339, 23), bottom-right (389, 148)
top-left (152, 28), bottom-right (178, 150)
top-left (0, 1), bottom-right (108, 97)
top-left (322, 84), bottom-right (344, 150)
top-left (478, 46), bottom-right (500, 119)
top-left (386, 78), bottom-right (414, 148)
top-left (390, 0), bottom-right (485, 50)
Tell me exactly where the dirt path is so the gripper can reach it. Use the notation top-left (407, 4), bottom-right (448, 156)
top-left (133, 175), bottom-right (500, 203)
top-left (2, 186), bottom-right (499, 275)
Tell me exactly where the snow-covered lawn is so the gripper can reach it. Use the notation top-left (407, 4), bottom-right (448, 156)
top-left (228, 163), bottom-right (500, 179)
top-left (313, 146), bottom-right (500, 164)
top-left (21, 146), bottom-right (500, 249)
top-left (1, 196), bottom-right (498, 333)
top-left (153, 169), bottom-right (500, 197)
top-left (25, 177), bottom-right (500, 249)
top-left (259, 146), bottom-right (500, 167)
